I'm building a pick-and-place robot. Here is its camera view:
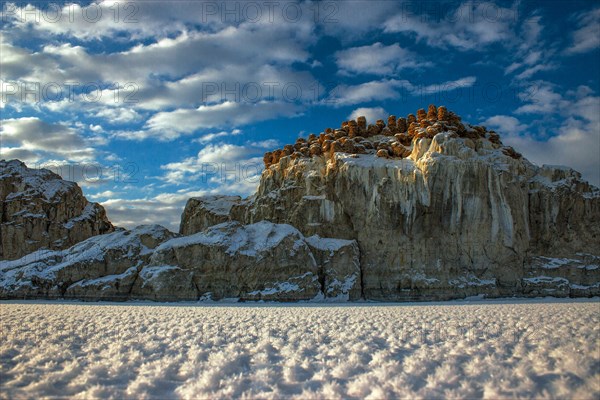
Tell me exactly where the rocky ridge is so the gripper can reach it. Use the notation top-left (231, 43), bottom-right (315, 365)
top-left (1, 106), bottom-right (599, 301)
top-left (0, 222), bottom-right (360, 301)
top-left (0, 160), bottom-right (114, 260)
top-left (183, 105), bottom-right (600, 300)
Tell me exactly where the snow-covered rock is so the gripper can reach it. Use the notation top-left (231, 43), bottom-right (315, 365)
top-left (131, 265), bottom-right (197, 301)
top-left (179, 195), bottom-right (243, 235)
top-left (0, 225), bottom-right (176, 300)
top-left (3, 107), bottom-right (599, 302)
top-left (0, 220), bottom-right (361, 301)
top-left (0, 160), bottom-right (114, 260)
top-left (151, 221), bottom-right (322, 301)
top-left (181, 110), bottom-right (600, 301)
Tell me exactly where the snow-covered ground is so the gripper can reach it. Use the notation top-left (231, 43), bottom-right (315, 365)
top-left (1, 299), bottom-right (598, 399)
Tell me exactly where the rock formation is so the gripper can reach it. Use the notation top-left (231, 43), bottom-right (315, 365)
top-left (0, 160), bottom-right (113, 260)
top-left (1, 105), bottom-right (599, 302)
top-left (183, 105), bottom-right (600, 301)
top-left (179, 195), bottom-right (242, 235)
top-left (0, 222), bottom-right (361, 301)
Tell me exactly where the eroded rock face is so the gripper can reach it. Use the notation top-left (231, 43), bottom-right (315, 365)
top-left (0, 225), bottom-right (176, 300)
top-left (153, 221), bottom-right (322, 301)
top-left (179, 195), bottom-right (242, 235)
top-left (306, 235), bottom-right (361, 300)
top-left (191, 127), bottom-right (600, 301)
top-left (2, 106), bottom-right (598, 302)
top-left (0, 221), bottom-right (361, 301)
top-left (0, 160), bottom-right (114, 260)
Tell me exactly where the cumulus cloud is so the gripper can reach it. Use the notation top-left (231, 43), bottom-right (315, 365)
top-left (515, 81), bottom-right (567, 115)
top-left (101, 193), bottom-right (202, 232)
top-left (487, 87), bottom-right (600, 187)
top-left (348, 107), bottom-right (388, 124)
top-left (335, 42), bottom-right (428, 75)
top-left (113, 101), bottom-right (302, 141)
top-left (160, 143), bottom-right (263, 186)
top-left (483, 115), bottom-right (526, 135)
top-left (503, 118), bottom-right (600, 187)
top-left (0, 117), bottom-right (97, 162)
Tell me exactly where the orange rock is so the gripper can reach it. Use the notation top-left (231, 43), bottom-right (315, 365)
top-left (394, 133), bottom-right (412, 146)
top-left (427, 104), bottom-right (437, 121)
top-left (357, 116), bottom-right (367, 132)
top-left (397, 117), bottom-right (407, 133)
top-left (309, 143), bottom-right (322, 156)
top-left (263, 151), bottom-right (273, 167)
top-left (387, 115), bottom-right (397, 133)
top-left (367, 124), bottom-right (381, 137)
top-left (376, 149), bottom-right (390, 158)
top-left (437, 106), bottom-right (448, 121)
top-left (417, 108), bottom-right (427, 122)
top-left (348, 120), bottom-right (359, 137)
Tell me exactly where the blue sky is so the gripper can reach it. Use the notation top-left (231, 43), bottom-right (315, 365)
top-left (1, 0), bottom-right (599, 230)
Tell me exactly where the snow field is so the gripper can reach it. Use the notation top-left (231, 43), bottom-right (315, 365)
top-left (0, 300), bottom-right (598, 399)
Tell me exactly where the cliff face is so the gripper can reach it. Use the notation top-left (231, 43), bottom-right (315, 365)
top-left (182, 107), bottom-right (600, 300)
top-left (0, 160), bottom-right (114, 260)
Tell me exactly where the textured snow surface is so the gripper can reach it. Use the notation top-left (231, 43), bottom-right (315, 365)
top-left (1, 299), bottom-right (598, 399)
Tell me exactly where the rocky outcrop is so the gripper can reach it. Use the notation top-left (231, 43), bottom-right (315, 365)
top-left (0, 222), bottom-right (361, 301)
top-left (0, 225), bottom-right (175, 300)
top-left (179, 195), bottom-right (242, 235)
top-left (1, 106), bottom-right (599, 302)
top-left (183, 106), bottom-right (600, 301)
top-left (0, 160), bottom-right (113, 260)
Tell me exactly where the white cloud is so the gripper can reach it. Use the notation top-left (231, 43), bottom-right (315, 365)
top-left (335, 42), bottom-right (428, 75)
top-left (565, 7), bottom-right (600, 54)
top-left (328, 80), bottom-right (403, 106)
top-left (160, 143), bottom-right (263, 186)
top-left (0, 117), bottom-right (97, 162)
top-left (94, 107), bottom-right (142, 124)
top-left (503, 117), bottom-right (599, 187)
top-left (328, 77), bottom-right (476, 107)
top-left (515, 81), bottom-right (567, 115)
top-left (483, 115), bottom-right (526, 135)
top-left (348, 107), bottom-right (388, 124)
top-left (490, 88), bottom-right (600, 187)
top-left (247, 139), bottom-right (280, 149)
top-left (193, 129), bottom-right (242, 145)
top-left (318, 1), bottom-right (399, 41)
top-left (100, 142), bottom-right (266, 231)
top-left (122, 101), bottom-right (302, 140)
top-left (383, 2), bottom-right (518, 51)
top-left (101, 193), bottom-right (203, 232)
top-left (504, 16), bottom-right (558, 81)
